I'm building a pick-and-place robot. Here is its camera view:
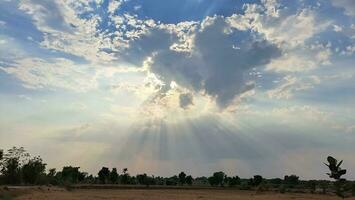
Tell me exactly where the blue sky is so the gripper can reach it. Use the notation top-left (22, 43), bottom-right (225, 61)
top-left (0, 0), bottom-right (354, 179)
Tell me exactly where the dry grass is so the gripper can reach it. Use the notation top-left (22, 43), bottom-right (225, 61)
top-left (8, 187), bottom-right (355, 200)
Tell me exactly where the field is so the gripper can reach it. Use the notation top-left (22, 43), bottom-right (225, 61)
top-left (2, 186), bottom-right (355, 200)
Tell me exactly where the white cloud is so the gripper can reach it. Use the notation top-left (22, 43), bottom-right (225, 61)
top-left (267, 75), bottom-right (321, 99)
top-left (0, 58), bottom-right (98, 91)
top-left (266, 43), bottom-right (332, 72)
top-left (108, 0), bottom-right (124, 14)
top-left (333, 24), bottom-right (343, 32)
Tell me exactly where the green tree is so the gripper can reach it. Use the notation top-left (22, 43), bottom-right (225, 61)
top-left (186, 175), bottom-right (193, 186)
top-left (208, 171), bottom-right (226, 187)
top-left (98, 167), bottom-right (110, 184)
top-left (110, 168), bottom-right (119, 184)
top-left (178, 171), bottom-right (186, 185)
top-left (22, 156), bottom-right (46, 184)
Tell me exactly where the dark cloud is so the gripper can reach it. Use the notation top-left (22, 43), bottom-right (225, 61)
top-left (179, 93), bottom-right (193, 109)
top-left (122, 17), bottom-right (281, 108)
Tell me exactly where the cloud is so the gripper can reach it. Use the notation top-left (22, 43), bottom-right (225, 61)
top-left (179, 93), bottom-right (193, 109)
top-left (0, 57), bottom-right (98, 91)
top-left (120, 16), bottom-right (280, 108)
top-left (267, 75), bottom-right (321, 99)
top-left (330, 0), bottom-right (355, 17)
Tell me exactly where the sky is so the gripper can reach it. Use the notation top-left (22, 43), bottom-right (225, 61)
top-left (0, 0), bottom-right (354, 180)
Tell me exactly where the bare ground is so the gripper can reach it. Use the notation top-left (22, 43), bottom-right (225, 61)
top-left (5, 187), bottom-right (355, 200)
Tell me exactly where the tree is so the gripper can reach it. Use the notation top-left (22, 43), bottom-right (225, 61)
top-left (284, 175), bottom-right (299, 186)
top-left (325, 156), bottom-right (348, 199)
top-left (252, 175), bottom-right (263, 186)
top-left (178, 171), bottom-right (186, 185)
top-left (121, 168), bottom-right (130, 184)
top-left (137, 173), bottom-right (148, 186)
top-left (0, 147), bottom-right (29, 184)
top-left (228, 176), bottom-right (241, 186)
top-left (47, 168), bottom-right (58, 185)
top-left (186, 175), bottom-right (193, 186)
top-left (22, 156), bottom-right (46, 184)
top-left (61, 166), bottom-right (81, 184)
top-left (165, 176), bottom-right (178, 186)
top-left (208, 171), bottom-right (226, 186)
top-left (110, 168), bottom-right (119, 184)
top-left (98, 167), bottom-right (110, 184)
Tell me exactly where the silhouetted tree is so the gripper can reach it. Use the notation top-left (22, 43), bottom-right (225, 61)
top-left (325, 156), bottom-right (348, 199)
top-left (186, 175), bottom-right (193, 186)
top-left (208, 171), bottom-right (226, 186)
top-left (110, 168), bottom-right (119, 184)
top-left (47, 168), bottom-right (58, 185)
top-left (137, 173), bottom-right (148, 185)
top-left (61, 166), bottom-right (81, 184)
top-left (0, 147), bottom-right (29, 184)
top-left (165, 175), bottom-right (178, 185)
top-left (121, 168), bottom-right (130, 184)
top-left (228, 176), bottom-right (241, 186)
top-left (284, 175), bottom-right (299, 186)
top-left (98, 167), bottom-right (110, 184)
top-left (178, 171), bottom-right (186, 185)
top-left (22, 156), bottom-right (46, 184)
top-left (252, 175), bottom-right (263, 186)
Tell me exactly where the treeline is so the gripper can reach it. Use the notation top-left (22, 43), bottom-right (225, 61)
top-left (1, 147), bottom-right (355, 196)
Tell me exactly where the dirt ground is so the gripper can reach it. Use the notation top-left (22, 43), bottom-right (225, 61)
top-left (7, 187), bottom-right (355, 200)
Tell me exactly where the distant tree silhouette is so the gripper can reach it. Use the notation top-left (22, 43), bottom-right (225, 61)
top-left (22, 156), bottom-right (46, 184)
top-left (98, 167), bottom-right (110, 184)
top-left (137, 173), bottom-right (147, 185)
top-left (252, 175), bottom-right (263, 186)
top-left (227, 176), bottom-right (241, 186)
top-left (110, 168), bottom-right (119, 184)
top-left (178, 171), bottom-right (186, 185)
top-left (208, 171), bottom-right (226, 187)
top-left (121, 168), bottom-right (130, 184)
top-left (186, 175), bottom-right (193, 186)
top-left (61, 166), bottom-right (81, 184)
top-left (284, 175), bottom-right (299, 186)
top-left (165, 175), bottom-right (178, 186)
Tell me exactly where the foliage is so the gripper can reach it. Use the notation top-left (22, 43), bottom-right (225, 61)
top-left (186, 175), bottom-right (193, 186)
top-left (251, 175), bottom-right (263, 186)
top-left (98, 167), bottom-right (110, 184)
top-left (227, 176), bottom-right (241, 186)
top-left (325, 156), bottom-right (348, 198)
top-left (208, 171), bottom-right (226, 186)
top-left (110, 168), bottom-right (119, 184)
top-left (178, 172), bottom-right (186, 185)
top-left (284, 175), bottom-right (299, 186)
top-left (0, 147), bottom-right (29, 184)
top-left (22, 156), bottom-right (46, 184)
top-left (61, 166), bottom-right (81, 184)
top-left (120, 168), bottom-right (130, 184)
